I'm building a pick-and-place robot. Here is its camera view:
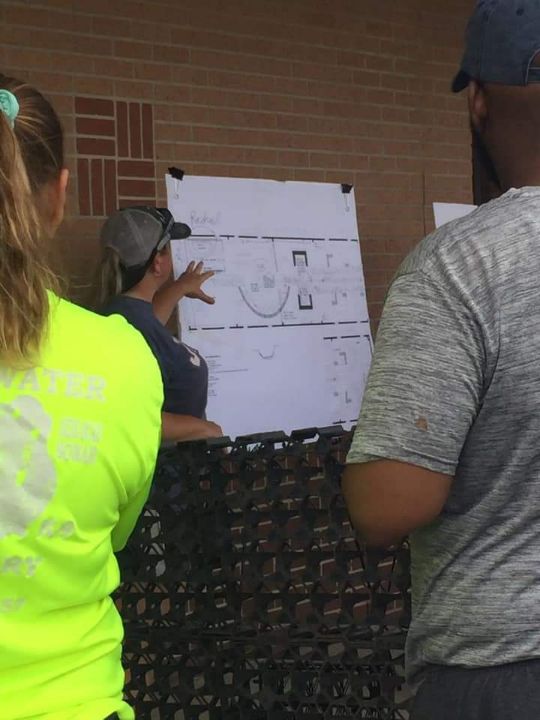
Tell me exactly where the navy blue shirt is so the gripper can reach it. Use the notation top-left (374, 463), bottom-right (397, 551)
top-left (101, 296), bottom-right (208, 418)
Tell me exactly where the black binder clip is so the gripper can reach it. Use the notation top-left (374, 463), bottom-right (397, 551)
top-left (169, 167), bottom-right (185, 181)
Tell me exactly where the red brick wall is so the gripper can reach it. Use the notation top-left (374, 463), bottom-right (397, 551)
top-left (1, 0), bottom-right (474, 320)
top-left (75, 97), bottom-right (157, 215)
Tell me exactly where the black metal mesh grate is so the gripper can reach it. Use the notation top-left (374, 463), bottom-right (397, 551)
top-left (116, 429), bottom-right (411, 718)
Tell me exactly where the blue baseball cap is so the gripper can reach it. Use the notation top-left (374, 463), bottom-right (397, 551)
top-left (453, 0), bottom-right (540, 92)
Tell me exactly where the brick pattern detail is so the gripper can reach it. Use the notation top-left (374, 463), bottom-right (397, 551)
top-left (3, 0), bottom-right (475, 317)
top-left (75, 96), bottom-right (156, 216)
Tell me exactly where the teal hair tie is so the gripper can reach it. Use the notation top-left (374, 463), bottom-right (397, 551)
top-left (0, 90), bottom-right (19, 129)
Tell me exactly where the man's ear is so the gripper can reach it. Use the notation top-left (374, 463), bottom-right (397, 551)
top-left (468, 80), bottom-right (488, 133)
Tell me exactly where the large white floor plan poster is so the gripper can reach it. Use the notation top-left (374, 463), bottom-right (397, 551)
top-left (166, 174), bottom-right (372, 439)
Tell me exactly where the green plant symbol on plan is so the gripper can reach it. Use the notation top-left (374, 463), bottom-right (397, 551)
top-left (0, 396), bottom-right (56, 539)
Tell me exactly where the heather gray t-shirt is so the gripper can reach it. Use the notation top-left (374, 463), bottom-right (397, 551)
top-left (347, 187), bottom-right (540, 684)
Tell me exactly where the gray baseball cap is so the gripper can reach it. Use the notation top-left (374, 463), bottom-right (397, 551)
top-left (453, 0), bottom-right (540, 92)
top-left (101, 206), bottom-right (191, 269)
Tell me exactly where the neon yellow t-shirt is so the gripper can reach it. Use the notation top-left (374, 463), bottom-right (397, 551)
top-left (0, 294), bottom-right (163, 720)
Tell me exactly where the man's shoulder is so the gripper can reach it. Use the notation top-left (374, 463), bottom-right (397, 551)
top-left (402, 198), bottom-right (497, 272)
top-left (399, 189), bottom-right (540, 282)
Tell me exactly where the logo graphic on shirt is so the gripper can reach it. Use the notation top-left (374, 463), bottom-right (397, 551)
top-left (183, 344), bottom-right (201, 368)
top-left (0, 396), bottom-right (56, 539)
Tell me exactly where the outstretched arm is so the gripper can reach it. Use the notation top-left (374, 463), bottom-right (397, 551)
top-left (153, 261), bottom-right (215, 326)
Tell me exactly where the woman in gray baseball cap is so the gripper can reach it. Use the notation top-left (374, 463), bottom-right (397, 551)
top-left (97, 206), bottom-right (223, 443)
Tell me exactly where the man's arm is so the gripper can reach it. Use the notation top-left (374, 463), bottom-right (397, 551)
top-left (343, 269), bottom-right (487, 548)
top-left (342, 460), bottom-right (452, 547)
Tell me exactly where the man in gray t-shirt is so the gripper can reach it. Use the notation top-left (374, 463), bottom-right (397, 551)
top-left (343, 2), bottom-right (540, 718)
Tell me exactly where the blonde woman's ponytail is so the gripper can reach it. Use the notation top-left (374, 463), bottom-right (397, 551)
top-left (0, 75), bottom-right (64, 366)
top-left (94, 247), bottom-right (124, 310)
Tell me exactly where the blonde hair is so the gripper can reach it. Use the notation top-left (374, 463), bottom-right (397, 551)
top-left (95, 246), bottom-right (123, 309)
top-left (0, 74), bottom-right (63, 366)
top-left (94, 234), bottom-right (169, 310)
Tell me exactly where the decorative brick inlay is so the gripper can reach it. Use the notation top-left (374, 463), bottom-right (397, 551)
top-left (76, 96), bottom-right (156, 217)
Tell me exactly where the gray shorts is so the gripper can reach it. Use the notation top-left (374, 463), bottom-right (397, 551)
top-left (412, 660), bottom-right (540, 720)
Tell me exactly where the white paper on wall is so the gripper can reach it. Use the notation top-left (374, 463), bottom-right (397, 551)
top-left (166, 174), bottom-right (372, 439)
top-left (433, 202), bottom-right (476, 229)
